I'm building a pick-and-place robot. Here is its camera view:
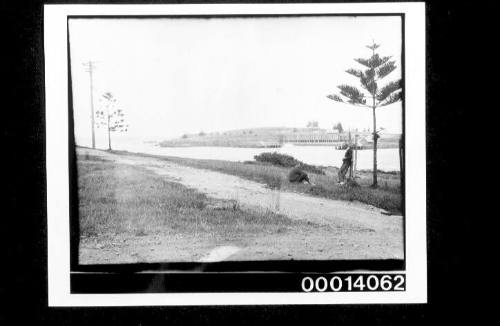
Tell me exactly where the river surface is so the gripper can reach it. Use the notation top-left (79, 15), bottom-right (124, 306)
top-left (104, 139), bottom-right (400, 171)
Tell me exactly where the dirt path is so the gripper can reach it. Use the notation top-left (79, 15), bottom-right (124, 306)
top-left (79, 148), bottom-right (404, 261)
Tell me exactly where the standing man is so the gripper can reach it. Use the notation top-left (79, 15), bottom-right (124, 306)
top-left (338, 144), bottom-right (353, 184)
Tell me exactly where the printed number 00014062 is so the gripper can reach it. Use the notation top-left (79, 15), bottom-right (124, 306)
top-left (301, 274), bottom-right (406, 292)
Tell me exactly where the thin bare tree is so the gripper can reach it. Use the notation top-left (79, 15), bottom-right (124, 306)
top-left (95, 92), bottom-right (128, 150)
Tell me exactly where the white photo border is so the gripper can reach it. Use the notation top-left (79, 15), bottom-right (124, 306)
top-left (45, 2), bottom-right (426, 306)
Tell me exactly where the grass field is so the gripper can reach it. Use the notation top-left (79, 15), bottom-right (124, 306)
top-left (77, 150), bottom-right (403, 262)
top-left (110, 150), bottom-right (403, 214)
top-left (77, 154), bottom-right (322, 239)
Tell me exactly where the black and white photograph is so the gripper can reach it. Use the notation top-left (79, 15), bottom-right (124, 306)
top-left (44, 3), bottom-right (426, 306)
top-left (71, 15), bottom-right (403, 265)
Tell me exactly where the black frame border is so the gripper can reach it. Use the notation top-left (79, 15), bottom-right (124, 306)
top-left (66, 12), bottom-right (407, 293)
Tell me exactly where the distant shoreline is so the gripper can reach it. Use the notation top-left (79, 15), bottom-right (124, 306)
top-left (76, 145), bottom-right (401, 172)
top-left (158, 126), bottom-right (401, 149)
top-left (156, 142), bottom-right (399, 149)
top-left (157, 143), bottom-right (282, 149)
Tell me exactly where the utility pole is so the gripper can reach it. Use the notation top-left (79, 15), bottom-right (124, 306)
top-left (83, 60), bottom-right (97, 149)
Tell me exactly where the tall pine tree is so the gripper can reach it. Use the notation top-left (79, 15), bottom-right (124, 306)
top-left (327, 41), bottom-right (402, 187)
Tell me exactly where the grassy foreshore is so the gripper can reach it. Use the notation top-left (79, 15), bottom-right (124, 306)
top-left (108, 149), bottom-right (402, 214)
top-left (78, 153), bottom-right (321, 239)
top-left (78, 151), bottom-right (403, 262)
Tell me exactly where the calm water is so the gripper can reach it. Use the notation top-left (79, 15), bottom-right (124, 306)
top-left (109, 140), bottom-right (400, 172)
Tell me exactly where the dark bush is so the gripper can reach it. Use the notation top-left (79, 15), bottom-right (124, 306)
top-left (253, 152), bottom-right (325, 175)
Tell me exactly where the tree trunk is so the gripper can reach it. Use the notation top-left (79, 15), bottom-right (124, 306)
top-left (372, 105), bottom-right (378, 188)
top-left (399, 136), bottom-right (404, 193)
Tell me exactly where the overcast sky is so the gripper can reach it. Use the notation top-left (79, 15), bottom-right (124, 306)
top-left (69, 16), bottom-right (402, 145)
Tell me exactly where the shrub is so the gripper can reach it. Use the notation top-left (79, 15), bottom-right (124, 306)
top-left (253, 152), bottom-right (325, 175)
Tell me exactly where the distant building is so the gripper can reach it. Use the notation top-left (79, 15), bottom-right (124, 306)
top-left (284, 129), bottom-right (349, 144)
top-left (306, 121), bottom-right (319, 128)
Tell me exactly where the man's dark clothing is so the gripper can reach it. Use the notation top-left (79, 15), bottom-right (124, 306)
top-left (338, 147), bottom-right (353, 182)
top-left (288, 167), bottom-right (310, 184)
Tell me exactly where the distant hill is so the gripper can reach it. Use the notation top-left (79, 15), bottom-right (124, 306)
top-left (159, 127), bottom-right (296, 148)
top-left (159, 127), bottom-right (401, 148)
